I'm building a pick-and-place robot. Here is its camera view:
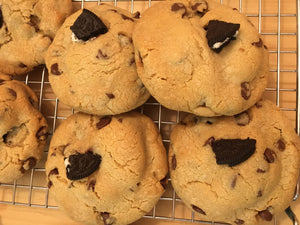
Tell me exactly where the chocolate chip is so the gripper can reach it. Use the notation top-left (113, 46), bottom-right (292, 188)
top-left (257, 168), bottom-right (266, 173)
top-left (234, 219), bottom-right (245, 224)
top-left (21, 157), bottom-right (36, 173)
top-left (121, 14), bottom-right (134, 22)
top-left (264, 148), bottom-right (276, 163)
top-left (212, 138), bottom-right (256, 167)
top-left (233, 8), bottom-right (238, 11)
top-left (132, 11), bottom-right (140, 19)
top-left (47, 181), bottom-right (53, 188)
top-left (48, 168), bottom-right (59, 176)
top-left (70, 9), bottom-right (108, 41)
top-left (258, 209), bottom-right (273, 221)
top-left (96, 49), bottom-right (108, 59)
top-left (231, 175), bottom-right (238, 188)
top-left (264, 45), bottom-right (268, 50)
top-left (100, 212), bottom-right (110, 225)
top-left (252, 38), bottom-right (263, 47)
top-left (29, 15), bottom-right (40, 32)
top-left (87, 179), bottom-right (96, 191)
top-left (171, 3), bottom-right (187, 18)
top-left (241, 82), bottom-right (251, 100)
top-left (257, 190), bottom-right (262, 197)
top-left (234, 111), bottom-right (250, 126)
top-left (19, 63), bottom-right (27, 68)
top-left (7, 88), bottom-right (17, 99)
top-left (277, 139), bottom-right (285, 151)
top-left (191, 205), bottom-right (206, 215)
top-left (106, 93), bottom-right (115, 99)
top-left (204, 136), bottom-right (215, 146)
top-left (0, 7), bottom-right (3, 29)
top-left (205, 20), bottom-right (240, 53)
top-left (96, 116), bottom-right (112, 129)
top-left (191, 1), bottom-right (208, 17)
top-left (65, 151), bottom-right (102, 180)
top-left (51, 63), bottom-right (62, 75)
top-left (118, 118), bottom-right (123, 123)
top-left (160, 176), bottom-right (168, 189)
top-left (36, 126), bottom-right (48, 141)
top-left (172, 155), bottom-right (177, 170)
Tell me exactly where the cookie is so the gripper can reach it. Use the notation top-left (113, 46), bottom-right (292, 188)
top-left (45, 111), bottom-right (168, 225)
top-left (169, 100), bottom-right (300, 225)
top-left (0, 74), bottom-right (48, 183)
top-left (0, 0), bottom-right (72, 75)
top-left (132, 0), bottom-right (269, 117)
top-left (45, 4), bottom-right (150, 116)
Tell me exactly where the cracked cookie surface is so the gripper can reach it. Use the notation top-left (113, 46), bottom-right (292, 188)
top-left (0, 74), bottom-right (48, 183)
top-left (0, 0), bottom-right (72, 75)
top-left (132, 0), bottom-right (269, 117)
top-left (45, 4), bottom-right (150, 116)
top-left (45, 111), bottom-right (168, 225)
top-left (169, 100), bottom-right (300, 225)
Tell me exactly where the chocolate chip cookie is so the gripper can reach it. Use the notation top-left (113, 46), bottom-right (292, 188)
top-left (0, 74), bottom-right (48, 183)
top-left (46, 111), bottom-right (168, 225)
top-left (132, 0), bottom-right (269, 117)
top-left (0, 0), bottom-right (72, 75)
top-left (169, 100), bottom-right (300, 225)
top-left (45, 4), bottom-right (150, 116)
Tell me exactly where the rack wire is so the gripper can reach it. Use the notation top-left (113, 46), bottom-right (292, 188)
top-left (0, 0), bottom-right (299, 224)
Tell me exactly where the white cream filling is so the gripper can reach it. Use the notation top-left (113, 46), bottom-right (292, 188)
top-left (212, 30), bottom-right (239, 49)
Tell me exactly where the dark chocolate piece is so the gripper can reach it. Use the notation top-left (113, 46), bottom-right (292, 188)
top-left (70, 9), bottom-right (108, 41)
top-left (241, 82), bottom-right (251, 100)
top-left (264, 148), bottom-right (276, 163)
top-left (191, 204), bottom-right (206, 215)
top-left (51, 63), bottom-right (62, 75)
top-left (0, 7), bottom-right (3, 29)
top-left (258, 209), bottom-right (273, 221)
top-left (211, 138), bottom-right (256, 166)
top-left (96, 116), bottom-right (112, 129)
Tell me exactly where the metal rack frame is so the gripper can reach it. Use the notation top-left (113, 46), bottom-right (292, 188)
top-left (0, 0), bottom-right (298, 224)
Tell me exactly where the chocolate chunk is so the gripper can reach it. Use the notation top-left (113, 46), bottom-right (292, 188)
top-left (121, 14), bottom-right (134, 22)
top-left (277, 139), bottom-right (285, 151)
top-left (264, 148), bottom-right (276, 163)
top-left (257, 190), bottom-right (262, 197)
top-left (87, 179), bottom-right (96, 191)
top-left (49, 168), bottom-right (59, 176)
top-left (65, 151), bottom-right (102, 180)
top-left (204, 136), bottom-right (215, 146)
top-left (191, 204), bottom-right (206, 215)
top-left (118, 118), bottom-right (123, 123)
top-left (0, 7), bottom-right (3, 29)
top-left (36, 126), bottom-right (48, 141)
top-left (172, 155), bottom-right (177, 170)
top-left (234, 111), bottom-right (250, 126)
top-left (19, 63), bottom-right (27, 68)
top-left (29, 15), bottom-right (40, 32)
top-left (234, 219), bottom-right (245, 225)
top-left (160, 176), bottom-right (168, 189)
top-left (70, 9), bottom-right (108, 41)
top-left (47, 181), bottom-right (53, 188)
top-left (132, 11), bottom-right (140, 19)
top-left (105, 93), bottom-right (115, 99)
top-left (257, 168), bottom-right (266, 173)
top-left (205, 20), bottom-right (240, 53)
top-left (96, 116), bottom-right (112, 129)
top-left (231, 175), bottom-right (238, 188)
top-left (252, 38), bottom-right (263, 47)
top-left (206, 121), bottom-right (213, 125)
top-left (101, 212), bottom-right (110, 225)
top-left (241, 82), bottom-right (251, 100)
top-left (51, 63), bottom-right (62, 75)
top-left (21, 157), bottom-right (36, 173)
top-left (191, 1), bottom-right (208, 17)
top-left (258, 209), bottom-right (273, 221)
top-left (96, 49), bottom-right (108, 59)
top-left (7, 88), bottom-right (17, 100)
top-left (212, 138), bottom-right (256, 166)
top-left (171, 3), bottom-right (187, 18)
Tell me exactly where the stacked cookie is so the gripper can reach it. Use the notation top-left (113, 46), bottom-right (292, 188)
top-left (131, 0), bottom-right (300, 224)
top-left (44, 4), bottom-right (168, 225)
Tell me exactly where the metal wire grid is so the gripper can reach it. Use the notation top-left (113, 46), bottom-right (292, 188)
top-left (0, 0), bottom-right (298, 224)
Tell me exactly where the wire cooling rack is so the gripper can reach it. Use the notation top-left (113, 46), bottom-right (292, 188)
top-left (0, 0), bottom-right (299, 224)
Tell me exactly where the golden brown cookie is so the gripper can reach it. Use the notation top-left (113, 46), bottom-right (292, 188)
top-left (169, 100), bottom-right (300, 225)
